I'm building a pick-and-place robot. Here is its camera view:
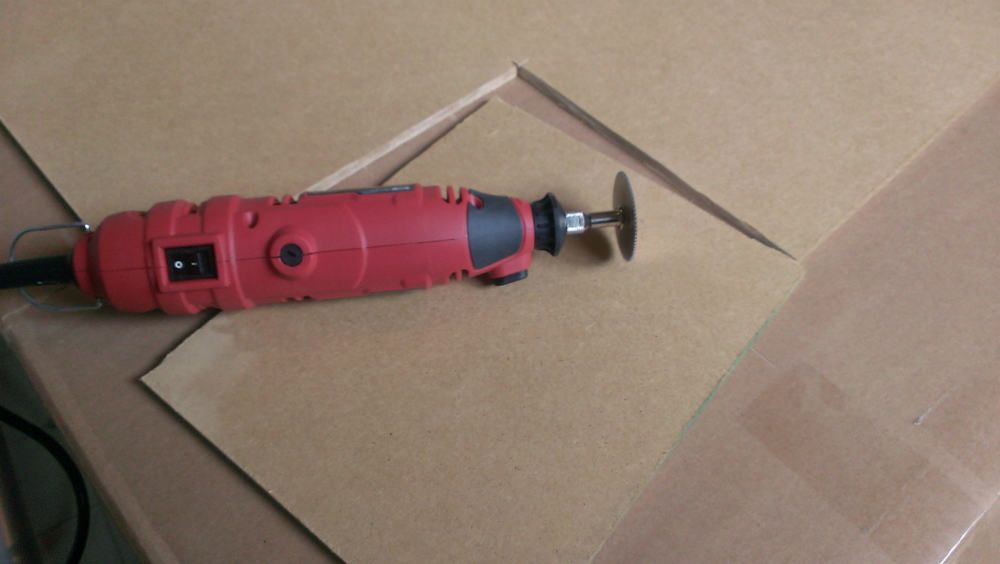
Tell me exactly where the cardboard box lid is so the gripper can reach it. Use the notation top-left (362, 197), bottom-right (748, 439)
top-left (141, 99), bottom-right (801, 563)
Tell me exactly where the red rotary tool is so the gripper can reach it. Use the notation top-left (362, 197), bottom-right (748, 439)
top-left (0, 173), bottom-right (637, 314)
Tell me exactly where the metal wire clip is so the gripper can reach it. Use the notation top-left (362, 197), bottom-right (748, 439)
top-left (8, 222), bottom-right (103, 312)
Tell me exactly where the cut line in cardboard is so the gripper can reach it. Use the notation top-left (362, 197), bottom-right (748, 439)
top-left (513, 66), bottom-right (792, 258)
top-left (301, 67), bottom-right (518, 196)
top-left (0, 65), bottom-right (802, 563)
top-left (142, 98), bottom-right (803, 563)
top-left (3, 2), bottom-right (998, 261)
top-left (303, 64), bottom-right (792, 259)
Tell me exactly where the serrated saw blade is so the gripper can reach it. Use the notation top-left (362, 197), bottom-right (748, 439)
top-left (613, 171), bottom-right (637, 261)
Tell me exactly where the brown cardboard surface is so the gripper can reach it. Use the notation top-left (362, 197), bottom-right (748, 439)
top-left (2, 3), bottom-right (1000, 257)
top-left (524, 0), bottom-right (1000, 256)
top-left (141, 100), bottom-right (801, 563)
top-left (1, 3), bottom-right (999, 561)
top-left (592, 76), bottom-right (1000, 563)
top-left (0, 2), bottom-right (519, 220)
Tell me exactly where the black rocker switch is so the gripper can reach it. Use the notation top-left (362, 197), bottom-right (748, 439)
top-left (165, 245), bottom-right (217, 282)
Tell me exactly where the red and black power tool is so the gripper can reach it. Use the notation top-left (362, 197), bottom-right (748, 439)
top-left (0, 173), bottom-right (637, 314)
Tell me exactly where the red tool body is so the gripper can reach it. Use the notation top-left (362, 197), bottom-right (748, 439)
top-left (71, 185), bottom-right (537, 314)
top-left (1, 174), bottom-right (636, 314)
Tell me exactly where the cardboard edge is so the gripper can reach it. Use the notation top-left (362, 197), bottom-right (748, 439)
top-left (0, 321), bottom-right (182, 564)
top-left (136, 373), bottom-right (346, 563)
top-left (514, 65), bottom-right (794, 259)
top-left (802, 70), bottom-right (1000, 261)
top-left (301, 67), bottom-right (518, 195)
top-left (0, 119), bottom-right (80, 223)
top-left (586, 270), bottom-right (805, 563)
top-left (951, 495), bottom-right (1000, 563)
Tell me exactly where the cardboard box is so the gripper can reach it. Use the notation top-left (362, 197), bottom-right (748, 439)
top-left (2, 3), bottom-right (1000, 562)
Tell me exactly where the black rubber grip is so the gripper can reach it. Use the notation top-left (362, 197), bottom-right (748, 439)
top-left (467, 191), bottom-right (524, 269)
top-left (0, 254), bottom-right (75, 290)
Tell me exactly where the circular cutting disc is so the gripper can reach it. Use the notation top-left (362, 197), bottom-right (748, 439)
top-left (613, 171), bottom-right (638, 261)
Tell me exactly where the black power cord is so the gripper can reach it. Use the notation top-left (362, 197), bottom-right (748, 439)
top-left (0, 403), bottom-right (89, 564)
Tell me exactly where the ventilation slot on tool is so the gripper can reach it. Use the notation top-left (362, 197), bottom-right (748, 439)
top-left (438, 185), bottom-right (464, 205)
